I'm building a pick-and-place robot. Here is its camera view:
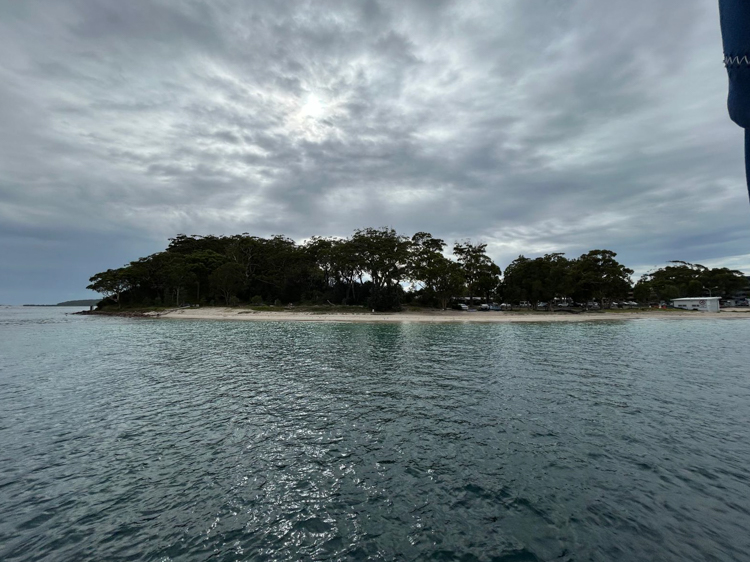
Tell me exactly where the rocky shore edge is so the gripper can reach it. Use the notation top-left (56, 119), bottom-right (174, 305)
top-left (74, 310), bottom-right (152, 318)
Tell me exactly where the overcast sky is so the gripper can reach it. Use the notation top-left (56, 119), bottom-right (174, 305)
top-left (1, 0), bottom-right (748, 303)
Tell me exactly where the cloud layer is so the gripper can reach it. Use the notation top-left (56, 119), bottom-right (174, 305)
top-left (1, 0), bottom-right (748, 302)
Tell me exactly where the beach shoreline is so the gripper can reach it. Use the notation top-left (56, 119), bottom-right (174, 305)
top-left (129, 307), bottom-right (750, 323)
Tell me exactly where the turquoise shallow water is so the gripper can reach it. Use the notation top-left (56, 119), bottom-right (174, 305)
top-left (1, 307), bottom-right (750, 561)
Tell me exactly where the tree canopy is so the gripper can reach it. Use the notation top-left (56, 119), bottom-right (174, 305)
top-left (87, 228), bottom-right (748, 311)
top-left (633, 261), bottom-right (747, 302)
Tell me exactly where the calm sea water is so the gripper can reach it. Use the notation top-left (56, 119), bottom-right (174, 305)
top-left (1, 306), bottom-right (750, 561)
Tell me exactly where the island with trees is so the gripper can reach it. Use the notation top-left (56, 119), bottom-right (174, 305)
top-left (23, 299), bottom-right (102, 307)
top-left (86, 227), bottom-right (748, 315)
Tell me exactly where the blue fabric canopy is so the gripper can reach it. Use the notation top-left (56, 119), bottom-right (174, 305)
top-left (719, 0), bottom-right (750, 199)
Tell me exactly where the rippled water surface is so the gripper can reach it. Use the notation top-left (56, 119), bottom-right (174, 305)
top-left (2, 307), bottom-right (750, 561)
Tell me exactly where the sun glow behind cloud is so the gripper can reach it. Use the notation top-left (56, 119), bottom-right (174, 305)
top-left (301, 94), bottom-right (325, 119)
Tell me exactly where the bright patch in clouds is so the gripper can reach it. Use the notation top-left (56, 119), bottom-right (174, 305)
top-left (301, 94), bottom-right (325, 119)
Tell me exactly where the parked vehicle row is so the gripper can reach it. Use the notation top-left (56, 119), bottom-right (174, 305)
top-left (450, 300), bottom-right (647, 311)
top-left (610, 301), bottom-right (639, 308)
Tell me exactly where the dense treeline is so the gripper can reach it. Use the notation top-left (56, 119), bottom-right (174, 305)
top-left (633, 261), bottom-right (747, 302)
top-left (87, 228), bottom-right (747, 311)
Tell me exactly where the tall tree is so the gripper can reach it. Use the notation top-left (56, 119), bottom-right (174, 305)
top-left (87, 268), bottom-right (132, 309)
top-left (408, 232), bottom-right (468, 308)
top-left (305, 236), bottom-right (339, 290)
top-left (409, 232), bottom-right (446, 297)
top-left (453, 241), bottom-right (500, 303)
top-left (700, 267), bottom-right (747, 297)
top-left (330, 239), bottom-right (363, 303)
top-left (433, 258), bottom-right (466, 310)
top-left (569, 250), bottom-right (633, 307)
top-left (502, 253), bottom-right (571, 308)
top-left (210, 262), bottom-right (245, 305)
top-left (164, 256), bottom-right (193, 305)
top-left (186, 250), bottom-right (226, 303)
top-left (350, 227), bottom-right (410, 310)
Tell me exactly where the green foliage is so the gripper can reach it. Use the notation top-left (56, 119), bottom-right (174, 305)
top-left (349, 227), bottom-right (410, 311)
top-left (408, 232), bottom-right (467, 308)
top-left (86, 229), bottom-right (747, 312)
top-left (632, 280), bottom-right (655, 303)
top-left (503, 253), bottom-right (571, 306)
top-left (453, 241), bottom-right (501, 301)
top-left (432, 258), bottom-right (466, 310)
top-left (350, 227), bottom-right (410, 291)
top-left (186, 250), bottom-right (226, 302)
top-left (367, 284), bottom-right (404, 312)
top-left (636, 261), bottom-right (747, 301)
top-left (87, 269), bottom-right (132, 309)
top-left (408, 231), bottom-right (447, 293)
top-left (501, 250), bottom-right (634, 307)
top-left (569, 250), bottom-right (633, 306)
top-left (210, 262), bottom-right (245, 305)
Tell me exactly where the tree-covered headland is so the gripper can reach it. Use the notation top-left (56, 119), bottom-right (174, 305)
top-left (87, 228), bottom-right (747, 311)
top-left (633, 261), bottom-right (748, 303)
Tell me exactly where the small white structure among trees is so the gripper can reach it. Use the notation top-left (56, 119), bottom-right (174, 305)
top-left (671, 297), bottom-right (721, 312)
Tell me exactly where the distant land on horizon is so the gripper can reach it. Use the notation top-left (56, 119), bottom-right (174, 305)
top-left (22, 299), bottom-right (101, 307)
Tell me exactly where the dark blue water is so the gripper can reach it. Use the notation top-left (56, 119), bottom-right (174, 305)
top-left (1, 307), bottom-right (750, 561)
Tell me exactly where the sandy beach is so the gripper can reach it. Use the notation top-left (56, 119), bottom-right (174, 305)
top-left (146, 307), bottom-right (750, 323)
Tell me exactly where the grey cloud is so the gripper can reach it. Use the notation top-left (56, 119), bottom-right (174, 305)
top-left (0, 0), bottom-right (747, 303)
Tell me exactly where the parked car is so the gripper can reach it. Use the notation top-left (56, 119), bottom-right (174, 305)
top-left (519, 301), bottom-right (531, 308)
